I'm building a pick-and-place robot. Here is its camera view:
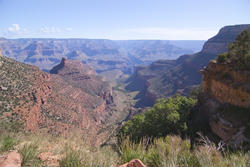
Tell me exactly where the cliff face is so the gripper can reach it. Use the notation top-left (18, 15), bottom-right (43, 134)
top-left (0, 56), bottom-right (118, 145)
top-left (202, 61), bottom-right (250, 108)
top-left (126, 24), bottom-right (250, 107)
top-left (126, 60), bottom-right (177, 107)
top-left (198, 61), bottom-right (250, 149)
top-left (201, 25), bottom-right (250, 54)
top-left (50, 58), bottom-right (113, 104)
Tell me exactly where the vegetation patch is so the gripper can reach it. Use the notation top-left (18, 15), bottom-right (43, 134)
top-left (217, 30), bottom-right (250, 71)
top-left (19, 143), bottom-right (42, 167)
top-left (0, 135), bottom-right (18, 152)
top-left (119, 136), bottom-right (250, 167)
top-left (118, 96), bottom-right (196, 142)
top-left (59, 147), bottom-right (83, 167)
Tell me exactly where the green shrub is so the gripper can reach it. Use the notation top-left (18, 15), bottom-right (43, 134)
top-left (177, 151), bottom-right (201, 167)
top-left (120, 138), bottom-right (146, 163)
top-left (19, 143), bottom-right (42, 167)
top-left (0, 135), bottom-right (17, 152)
top-left (216, 30), bottom-right (250, 70)
top-left (59, 148), bottom-right (83, 167)
top-left (118, 96), bottom-right (196, 142)
top-left (223, 151), bottom-right (250, 167)
top-left (189, 85), bottom-right (202, 100)
top-left (145, 147), bottom-right (163, 167)
top-left (217, 53), bottom-right (228, 63)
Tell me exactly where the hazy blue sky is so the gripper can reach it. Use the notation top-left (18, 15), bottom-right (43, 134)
top-left (0, 0), bottom-right (250, 40)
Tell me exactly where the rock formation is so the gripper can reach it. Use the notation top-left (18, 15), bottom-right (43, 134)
top-left (202, 61), bottom-right (250, 108)
top-left (0, 56), bottom-right (119, 145)
top-left (119, 159), bottom-right (147, 167)
top-left (195, 60), bottom-right (250, 149)
top-left (50, 58), bottom-right (113, 104)
top-left (0, 151), bottom-right (21, 167)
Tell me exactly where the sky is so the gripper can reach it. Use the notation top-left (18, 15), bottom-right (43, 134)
top-left (0, 0), bottom-right (250, 40)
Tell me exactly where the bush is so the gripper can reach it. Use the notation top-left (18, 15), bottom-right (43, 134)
top-left (189, 85), bottom-right (202, 99)
top-left (19, 143), bottom-right (42, 167)
top-left (216, 29), bottom-right (250, 70)
top-left (59, 148), bottom-right (83, 167)
top-left (145, 144), bottom-right (165, 167)
top-left (0, 135), bottom-right (17, 152)
top-left (118, 96), bottom-right (196, 142)
top-left (217, 53), bottom-right (228, 63)
top-left (177, 151), bottom-right (201, 167)
top-left (119, 138), bottom-right (146, 163)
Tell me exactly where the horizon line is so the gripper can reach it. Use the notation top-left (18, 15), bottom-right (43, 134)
top-left (0, 37), bottom-right (207, 41)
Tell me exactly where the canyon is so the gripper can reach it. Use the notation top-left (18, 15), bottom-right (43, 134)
top-left (126, 24), bottom-right (250, 107)
top-left (0, 55), bottom-right (128, 145)
top-left (1, 24), bottom-right (250, 148)
top-left (0, 39), bottom-right (204, 80)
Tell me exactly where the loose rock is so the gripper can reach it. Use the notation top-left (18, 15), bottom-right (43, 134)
top-left (119, 159), bottom-right (147, 167)
top-left (0, 151), bottom-right (21, 167)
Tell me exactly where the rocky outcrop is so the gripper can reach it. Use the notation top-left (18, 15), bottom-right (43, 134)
top-left (0, 151), bottom-right (21, 167)
top-left (197, 60), bottom-right (250, 149)
top-left (126, 24), bottom-right (250, 107)
top-left (119, 159), bottom-right (147, 167)
top-left (50, 58), bottom-right (114, 105)
top-left (202, 61), bottom-right (250, 108)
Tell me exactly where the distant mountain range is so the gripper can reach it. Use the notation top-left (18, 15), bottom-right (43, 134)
top-left (126, 24), bottom-right (250, 107)
top-left (0, 39), bottom-right (204, 80)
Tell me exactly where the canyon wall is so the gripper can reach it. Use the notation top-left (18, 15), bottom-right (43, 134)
top-left (0, 56), bottom-right (119, 145)
top-left (126, 24), bottom-right (250, 107)
top-left (197, 61), bottom-right (250, 149)
top-left (202, 61), bottom-right (250, 108)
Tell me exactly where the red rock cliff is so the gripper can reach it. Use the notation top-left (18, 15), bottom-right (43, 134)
top-left (199, 60), bottom-right (250, 149)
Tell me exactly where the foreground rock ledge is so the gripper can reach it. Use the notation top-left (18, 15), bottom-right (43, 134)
top-left (0, 151), bottom-right (21, 167)
top-left (119, 159), bottom-right (147, 167)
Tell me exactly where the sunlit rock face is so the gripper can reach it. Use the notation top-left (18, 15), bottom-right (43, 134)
top-left (202, 61), bottom-right (250, 108)
top-left (198, 60), bottom-right (250, 149)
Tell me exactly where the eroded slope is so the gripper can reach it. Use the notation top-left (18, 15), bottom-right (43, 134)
top-left (0, 56), bottom-right (124, 145)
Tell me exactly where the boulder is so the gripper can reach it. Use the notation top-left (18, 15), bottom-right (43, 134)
top-left (0, 86), bottom-right (8, 91)
top-left (119, 159), bottom-right (147, 167)
top-left (0, 151), bottom-right (21, 167)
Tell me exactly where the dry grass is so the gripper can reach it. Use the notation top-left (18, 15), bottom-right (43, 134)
top-left (0, 131), bottom-right (119, 167)
top-left (118, 136), bottom-right (250, 167)
top-left (0, 128), bottom-right (249, 167)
